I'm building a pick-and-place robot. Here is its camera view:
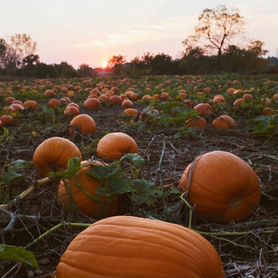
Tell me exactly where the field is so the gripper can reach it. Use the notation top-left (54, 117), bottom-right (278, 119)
top-left (0, 74), bottom-right (277, 278)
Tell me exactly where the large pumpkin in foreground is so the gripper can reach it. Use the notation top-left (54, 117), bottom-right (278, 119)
top-left (97, 132), bottom-right (138, 160)
top-left (179, 151), bottom-right (261, 223)
top-left (58, 161), bottom-right (118, 217)
top-left (33, 137), bottom-right (82, 176)
top-left (55, 216), bottom-right (224, 278)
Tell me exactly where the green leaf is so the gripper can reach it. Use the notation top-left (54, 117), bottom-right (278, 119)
top-left (2, 168), bottom-right (22, 184)
top-left (0, 244), bottom-right (39, 270)
top-left (11, 160), bottom-right (32, 169)
top-left (121, 153), bottom-right (145, 168)
top-left (97, 175), bottom-right (135, 197)
top-left (67, 157), bottom-right (81, 177)
top-left (88, 162), bottom-right (121, 180)
top-left (131, 179), bottom-right (163, 206)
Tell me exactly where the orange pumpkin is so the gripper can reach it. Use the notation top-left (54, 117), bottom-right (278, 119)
top-left (233, 98), bottom-right (245, 107)
top-left (48, 98), bottom-right (61, 109)
top-left (69, 114), bottom-right (96, 136)
top-left (5, 96), bottom-right (15, 105)
top-left (213, 95), bottom-right (225, 104)
top-left (44, 89), bottom-right (56, 98)
top-left (123, 108), bottom-right (138, 117)
top-left (212, 115), bottom-right (237, 130)
top-left (97, 132), bottom-right (138, 160)
top-left (186, 117), bottom-right (207, 129)
top-left (121, 99), bottom-right (133, 109)
top-left (24, 100), bottom-right (39, 111)
top-left (179, 151), bottom-right (261, 223)
top-left (193, 103), bottom-right (212, 116)
top-left (58, 162), bottom-right (118, 218)
top-left (262, 107), bottom-right (276, 116)
top-left (84, 98), bottom-right (101, 110)
top-left (0, 115), bottom-right (13, 126)
top-left (64, 105), bottom-right (80, 116)
top-left (10, 103), bottom-right (24, 112)
top-left (33, 137), bottom-right (82, 176)
top-left (55, 216), bottom-right (224, 278)
top-left (109, 95), bottom-right (122, 105)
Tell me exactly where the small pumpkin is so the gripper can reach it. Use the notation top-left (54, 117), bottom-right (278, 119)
top-left (0, 115), bottom-right (13, 126)
top-left (55, 216), bottom-right (224, 278)
top-left (109, 95), bottom-right (122, 105)
top-left (262, 107), bottom-right (275, 116)
top-left (97, 132), bottom-right (138, 160)
top-left (69, 114), bottom-right (96, 136)
top-left (84, 98), bottom-right (101, 111)
top-left (48, 98), bottom-right (61, 109)
top-left (58, 161), bottom-right (118, 217)
top-left (121, 99), bottom-right (133, 109)
top-left (193, 103), bottom-right (212, 116)
top-left (212, 115), bottom-right (237, 130)
top-left (24, 100), bottom-right (39, 111)
top-left (123, 108), bottom-right (138, 117)
top-left (179, 151), bottom-right (261, 223)
top-left (186, 117), bottom-right (207, 129)
top-left (33, 137), bottom-right (82, 176)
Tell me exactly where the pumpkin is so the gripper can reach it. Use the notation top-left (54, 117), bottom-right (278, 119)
top-left (109, 95), bottom-right (122, 105)
top-left (243, 94), bottom-right (253, 101)
top-left (48, 98), bottom-right (61, 109)
top-left (142, 94), bottom-right (152, 102)
top-left (64, 105), bottom-right (80, 116)
top-left (69, 114), bottom-right (96, 136)
top-left (123, 108), bottom-right (138, 117)
top-left (33, 137), bottom-right (82, 176)
top-left (0, 115), bottom-right (13, 126)
top-left (10, 103), bottom-right (24, 112)
top-left (58, 162), bottom-right (118, 217)
top-left (55, 215), bottom-right (224, 278)
top-left (233, 98), bottom-right (245, 107)
top-left (212, 115), bottom-right (237, 130)
top-left (23, 100), bottom-right (39, 111)
top-left (193, 103), bottom-right (212, 116)
top-left (44, 89), bottom-right (56, 98)
top-left (213, 95), bottom-right (225, 104)
top-left (97, 132), bottom-right (138, 160)
top-left (5, 96), bottom-right (15, 104)
top-left (179, 151), bottom-right (261, 223)
top-left (186, 117), bottom-right (207, 129)
top-left (84, 98), bottom-right (101, 110)
top-left (0, 120), bottom-right (2, 128)
top-left (262, 107), bottom-right (275, 116)
top-left (121, 99), bottom-right (133, 109)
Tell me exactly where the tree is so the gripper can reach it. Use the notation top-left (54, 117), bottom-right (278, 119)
top-left (107, 55), bottom-right (126, 67)
top-left (183, 5), bottom-right (244, 58)
top-left (1, 34), bottom-right (37, 72)
top-left (77, 64), bottom-right (95, 77)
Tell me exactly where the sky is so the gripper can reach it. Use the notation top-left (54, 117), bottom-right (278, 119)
top-left (1, 0), bottom-right (277, 68)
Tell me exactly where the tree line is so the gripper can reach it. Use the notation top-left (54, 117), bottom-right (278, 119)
top-left (0, 5), bottom-right (277, 78)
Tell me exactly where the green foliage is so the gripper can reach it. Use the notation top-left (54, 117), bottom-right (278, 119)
top-left (253, 115), bottom-right (277, 135)
top-left (87, 154), bottom-right (162, 207)
top-left (0, 128), bottom-right (13, 144)
top-left (131, 179), bottom-right (163, 206)
top-left (51, 158), bottom-right (81, 179)
top-left (0, 244), bottom-right (39, 270)
top-left (2, 160), bottom-right (32, 184)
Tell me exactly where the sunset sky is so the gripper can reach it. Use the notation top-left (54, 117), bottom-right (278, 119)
top-left (1, 0), bottom-right (277, 68)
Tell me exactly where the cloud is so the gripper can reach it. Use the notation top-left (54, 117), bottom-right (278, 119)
top-left (74, 15), bottom-right (196, 48)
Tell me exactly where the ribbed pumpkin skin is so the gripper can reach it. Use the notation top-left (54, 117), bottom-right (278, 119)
top-left (58, 163), bottom-right (118, 217)
top-left (55, 216), bottom-right (224, 278)
top-left (179, 151), bottom-right (261, 223)
top-left (69, 114), bottom-right (96, 136)
top-left (33, 137), bottom-right (82, 177)
top-left (97, 132), bottom-right (138, 160)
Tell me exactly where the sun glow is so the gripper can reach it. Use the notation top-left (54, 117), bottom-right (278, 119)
top-left (101, 60), bottom-right (108, 68)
